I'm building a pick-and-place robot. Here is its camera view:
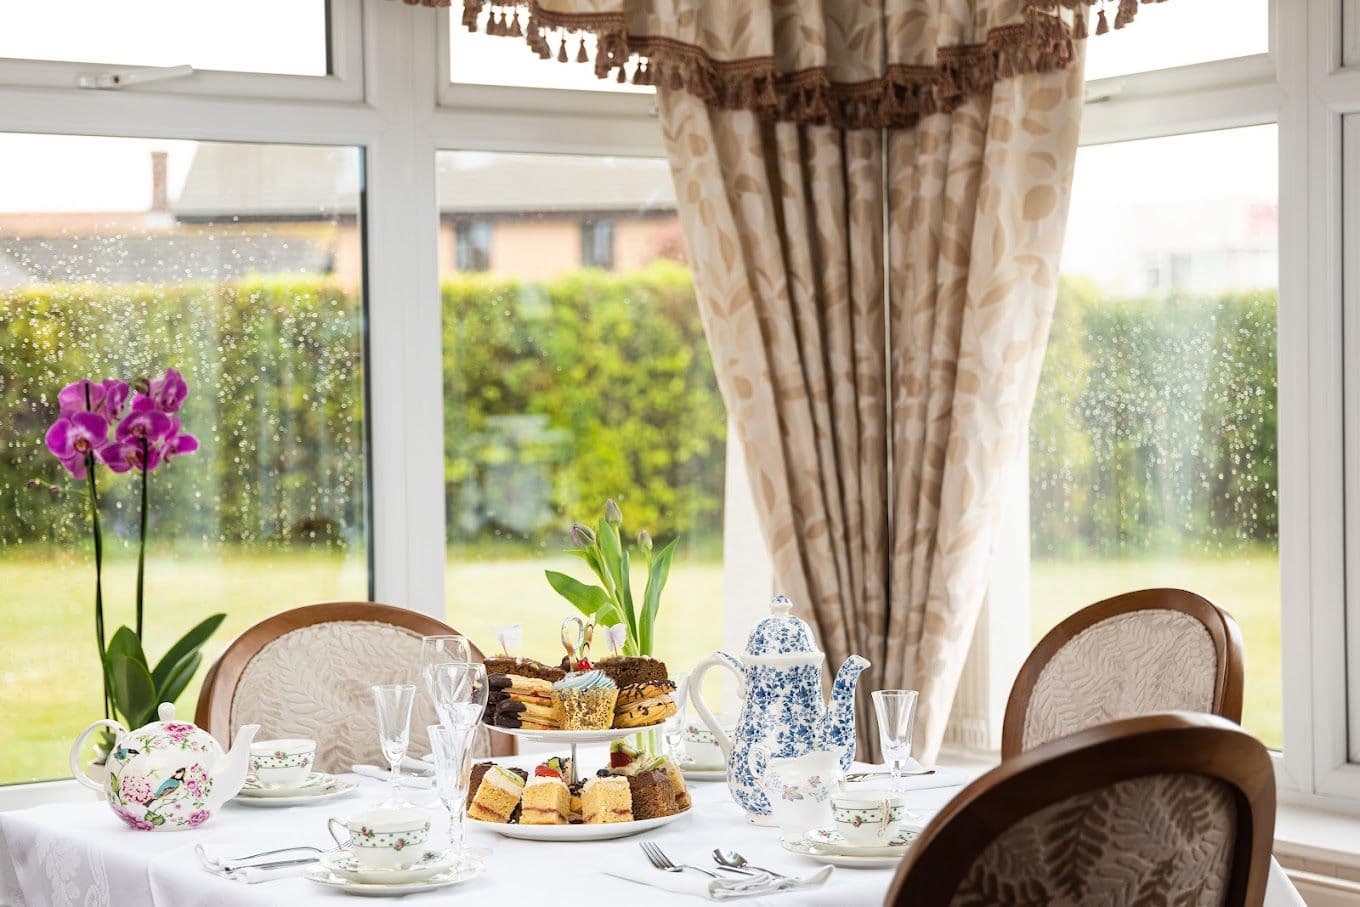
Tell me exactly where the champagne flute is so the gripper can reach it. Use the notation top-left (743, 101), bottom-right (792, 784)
top-left (871, 689), bottom-right (920, 793)
top-left (371, 683), bottom-right (417, 807)
top-left (420, 635), bottom-right (473, 702)
top-left (428, 662), bottom-right (490, 732)
top-left (427, 724), bottom-right (474, 860)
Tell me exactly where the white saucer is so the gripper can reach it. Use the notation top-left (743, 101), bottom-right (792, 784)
top-left (780, 833), bottom-right (914, 868)
top-left (303, 856), bottom-right (485, 897)
top-left (320, 849), bottom-right (454, 884)
top-left (471, 807), bottom-right (690, 841)
top-left (680, 765), bottom-right (727, 782)
top-left (233, 774), bottom-right (358, 807)
top-left (805, 824), bottom-right (919, 855)
top-left (240, 772), bottom-right (336, 797)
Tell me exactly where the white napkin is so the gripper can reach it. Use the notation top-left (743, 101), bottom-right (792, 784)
top-left (194, 843), bottom-right (322, 884)
top-left (605, 866), bottom-right (834, 900)
top-left (351, 764), bottom-right (434, 788)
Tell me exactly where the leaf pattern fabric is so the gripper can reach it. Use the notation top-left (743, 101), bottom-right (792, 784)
top-left (658, 58), bottom-right (1084, 763)
top-left (954, 774), bottom-right (1237, 907)
top-left (229, 621), bottom-right (465, 773)
top-left (1021, 610), bottom-right (1219, 752)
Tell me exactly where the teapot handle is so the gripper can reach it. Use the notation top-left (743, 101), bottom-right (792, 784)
top-left (69, 719), bottom-right (127, 792)
top-left (746, 741), bottom-right (773, 792)
top-left (688, 652), bottom-right (744, 761)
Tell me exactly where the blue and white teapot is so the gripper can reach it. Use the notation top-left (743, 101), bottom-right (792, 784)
top-left (689, 595), bottom-right (869, 821)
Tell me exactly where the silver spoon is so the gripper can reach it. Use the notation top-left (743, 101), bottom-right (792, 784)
top-left (713, 848), bottom-right (788, 879)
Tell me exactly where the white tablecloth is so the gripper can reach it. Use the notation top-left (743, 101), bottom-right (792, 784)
top-left (0, 753), bottom-right (1306, 906)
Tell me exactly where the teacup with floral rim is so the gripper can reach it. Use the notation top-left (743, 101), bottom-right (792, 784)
top-left (328, 808), bottom-right (431, 870)
top-left (830, 793), bottom-right (905, 847)
top-left (248, 738), bottom-right (316, 789)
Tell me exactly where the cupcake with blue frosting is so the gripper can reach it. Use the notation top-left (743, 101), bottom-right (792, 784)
top-left (553, 670), bottom-right (618, 730)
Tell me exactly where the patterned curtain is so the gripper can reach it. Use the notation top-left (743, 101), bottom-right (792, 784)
top-left (438, 0), bottom-right (1139, 761)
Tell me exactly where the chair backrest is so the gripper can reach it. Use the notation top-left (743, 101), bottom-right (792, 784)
top-left (1001, 587), bottom-right (1244, 758)
top-left (196, 601), bottom-right (512, 772)
top-left (886, 713), bottom-right (1275, 907)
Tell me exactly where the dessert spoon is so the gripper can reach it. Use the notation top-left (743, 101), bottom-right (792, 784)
top-left (712, 849), bottom-right (788, 879)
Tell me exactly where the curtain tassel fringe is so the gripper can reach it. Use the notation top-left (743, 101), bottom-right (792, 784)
top-left (1095, 7), bottom-right (1110, 34)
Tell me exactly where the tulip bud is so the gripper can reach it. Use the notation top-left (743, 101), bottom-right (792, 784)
top-left (638, 530), bottom-right (652, 552)
top-left (604, 499), bottom-right (622, 526)
top-left (569, 522), bottom-right (595, 547)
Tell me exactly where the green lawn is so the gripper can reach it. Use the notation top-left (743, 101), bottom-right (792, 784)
top-left (1, 549), bottom-right (1280, 784)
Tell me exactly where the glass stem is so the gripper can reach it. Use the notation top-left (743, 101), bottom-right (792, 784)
top-left (448, 799), bottom-right (465, 857)
top-left (389, 758), bottom-right (400, 799)
top-left (891, 758), bottom-right (905, 792)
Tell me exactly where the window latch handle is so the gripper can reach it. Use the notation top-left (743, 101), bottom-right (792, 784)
top-left (77, 64), bottom-right (195, 90)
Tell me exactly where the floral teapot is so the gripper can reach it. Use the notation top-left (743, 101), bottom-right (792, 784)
top-left (689, 595), bottom-right (869, 821)
top-left (70, 702), bottom-right (258, 831)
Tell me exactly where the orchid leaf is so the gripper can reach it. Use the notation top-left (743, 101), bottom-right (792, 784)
top-left (107, 625), bottom-right (148, 669)
top-left (151, 613), bottom-right (224, 691)
top-left (566, 546), bottom-right (609, 589)
top-left (110, 653), bottom-right (156, 727)
top-left (545, 570), bottom-right (612, 617)
top-left (640, 537), bottom-right (677, 655)
top-left (597, 516), bottom-right (624, 601)
top-left (157, 650), bottom-right (203, 706)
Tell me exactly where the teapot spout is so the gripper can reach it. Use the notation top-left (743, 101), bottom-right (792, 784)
top-left (819, 656), bottom-right (870, 765)
top-left (210, 723), bottom-right (260, 808)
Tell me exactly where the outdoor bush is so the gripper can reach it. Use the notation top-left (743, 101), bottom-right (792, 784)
top-left (0, 267), bottom-right (1276, 558)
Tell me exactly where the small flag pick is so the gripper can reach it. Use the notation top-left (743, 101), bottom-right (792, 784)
top-left (603, 623), bottom-right (627, 657)
top-left (495, 623), bottom-right (523, 657)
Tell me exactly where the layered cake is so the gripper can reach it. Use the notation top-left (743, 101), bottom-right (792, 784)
top-left (614, 679), bottom-right (678, 728)
top-left (568, 780), bottom-right (585, 824)
top-left (656, 755), bottom-right (691, 811)
top-left (627, 765), bottom-right (679, 820)
top-left (553, 670), bottom-right (618, 730)
top-left (521, 773), bottom-right (570, 825)
top-left (581, 775), bottom-right (633, 824)
top-left (595, 655), bottom-right (668, 689)
top-left (468, 765), bottom-right (526, 823)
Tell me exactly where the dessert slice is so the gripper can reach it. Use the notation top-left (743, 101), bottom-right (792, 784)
top-left (581, 775), bottom-right (634, 824)
top-left (655, 754), bottom-right (691, 811)
top-left (627, 764), bottom-right (679, 820)
top-left (553, 670), bottom-right (618, 730)
top-left (608, 740), bottom-right (642, 775)
top-left (467, 764), bottom-right (525, 823)
top-left (521, 774), bottom-right (570, 825)
top-left (483, 656), bottom-right (566, 682)
top-left (595, 655), bottom-right (668, 689)
top-left (613, 682), bottom-right (678, 729)
top-left (465, 760), bottom-right (494, 809)
top-left (505, 675), bottom-right (563, 729)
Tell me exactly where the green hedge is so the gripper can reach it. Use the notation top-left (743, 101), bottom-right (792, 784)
top-left (0, 267), bottom-right (1275, 558)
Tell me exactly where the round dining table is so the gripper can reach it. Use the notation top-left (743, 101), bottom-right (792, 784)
top-left (0, 748), bottom-right (1306, 905)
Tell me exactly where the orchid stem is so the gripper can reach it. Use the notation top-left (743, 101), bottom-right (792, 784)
top-left (135, 437), bottom-right (147, 640)
top-left (86, 451), bottom-right (109, 721)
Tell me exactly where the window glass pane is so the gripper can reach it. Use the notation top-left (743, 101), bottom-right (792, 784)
top-left (1030, 125), bottom-right (1280, 747)
top-left (1084, 0), bottom-right (1268, 81)
top-left (0, 135), bottom-right (367, 783)
top-left (449, 15), bottom-right (651, 93)
top-left (0, 1), bottom-right (328, 77)
top-left (438, 151), bottom-right (722, 686)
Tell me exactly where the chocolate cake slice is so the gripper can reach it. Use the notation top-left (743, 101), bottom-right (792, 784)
top-left (483, 656), bottom-right (565, 682)
top-left (596, 655), bottom-right (669, 688)
top-left (626, 767), bottom-right (679, 820)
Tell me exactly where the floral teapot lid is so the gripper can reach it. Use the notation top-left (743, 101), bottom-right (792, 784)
top-left (743, 595), bottom-right (823, 662)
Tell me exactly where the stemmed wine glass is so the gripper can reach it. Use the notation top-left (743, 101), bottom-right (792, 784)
top-left (871, 689), bottom-right (920, 793)
top-left (427, 661), bottom-right (490, 732)
top-left (420, 635), bottom-right (473, 699)
top-left (427, 724), bottom-right (475, 862)
top-left (371, 683), bottom-right (417, 807)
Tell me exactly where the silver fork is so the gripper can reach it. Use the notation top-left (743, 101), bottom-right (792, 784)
top-left (640, 841), bottom-right (721, 878)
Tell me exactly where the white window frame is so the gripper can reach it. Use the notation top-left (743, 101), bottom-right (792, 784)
top-left (0, 0), bottom-right (365, 101)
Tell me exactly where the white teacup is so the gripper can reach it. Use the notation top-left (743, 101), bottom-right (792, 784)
top-left (751, 744), bottom-right (838, 836)
top-left (328, 808), bottom-right (431, 870)
top-left (682, 718), bottom-right (735, 769)
top-left (831, 793), bottom-right (905, 846)
top-left (248, 738), bottom-right (316, 789)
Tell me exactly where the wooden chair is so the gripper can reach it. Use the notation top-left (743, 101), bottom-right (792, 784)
top-left (196, 601), bottom-right (513, 772)
top-left (1001, 587), bottom-right (1244, 758)
top-left (886, 712), bottom-right (1276, 907)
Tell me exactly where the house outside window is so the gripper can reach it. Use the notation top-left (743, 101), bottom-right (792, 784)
top-left (456, 220), bottom-right (492, 272)
top-left (581, 219), bottom-right (615, 270)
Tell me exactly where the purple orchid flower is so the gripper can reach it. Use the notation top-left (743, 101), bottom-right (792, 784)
top-left (45, 412), bottom-right (110, 479)
top-left (134, 367), bottom-right (188, 414)
top-left (116, 404), bottom-right (174, 445)
top-left (58, 378), bottom-right (129, 421)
